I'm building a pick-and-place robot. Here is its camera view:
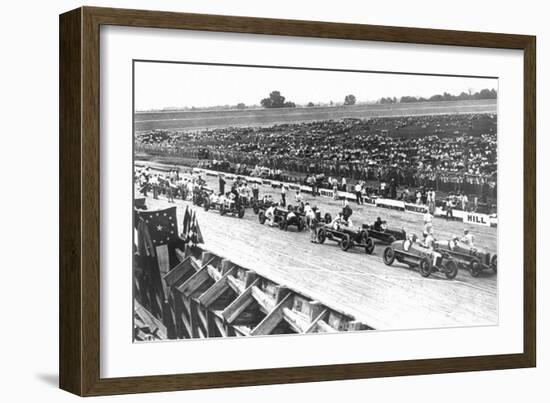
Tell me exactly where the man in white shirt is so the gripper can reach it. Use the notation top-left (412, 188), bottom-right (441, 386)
top-left (461, 229), bottom-right (475, 246)
top-left (265, 205), bottom-right (276, 227)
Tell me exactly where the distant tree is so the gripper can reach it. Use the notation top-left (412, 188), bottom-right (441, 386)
top-left (307, 102), bottom-right (315, 107)
top-left (344, 94), bottom-right (357, 105)
top-left (260, 91), bottom-right (295, 108)
top-left (236, 102), bottom-right (246, 109)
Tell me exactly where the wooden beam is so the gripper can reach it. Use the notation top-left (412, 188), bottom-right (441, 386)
top-left (134, 300), bottom-right (167, 339)
top-left (219, 259), bottom-right (233, 274)
top-left (206, 264), bottom-right (222, 282)
top-left (304, 308), bottom-right (329, 333)
top-left (214, 317), bottom-right (228, 337)
top-left (162, 257), bottom-right (193, 289)
top-left (250, 293), bottom-right (294, 336)
top-left (315, 319), bottom-right (337, 333)
top-left (251, 286), bottom-right (276, 313)
top-left (177, 265), bottom-right (210, 297)
top-left (222, 279), bottom-right (259, 324)
top-left (282, 307), bottom-right (309, 334)
top-left (197, 266), bottom-right (236, 308)
top-left (226, 275), bottom-right (245, 295)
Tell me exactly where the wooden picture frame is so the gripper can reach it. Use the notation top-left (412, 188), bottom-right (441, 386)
top-left (59, 6), bottom-right (536, 396)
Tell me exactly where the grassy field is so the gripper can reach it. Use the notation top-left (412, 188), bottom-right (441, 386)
top-left (134, 99), bottom-right (497, 132)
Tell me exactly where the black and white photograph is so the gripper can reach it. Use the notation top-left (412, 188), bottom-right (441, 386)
top-left (132, 60), bottom-right (499, 341)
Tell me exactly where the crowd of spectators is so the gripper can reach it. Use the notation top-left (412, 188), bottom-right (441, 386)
top-left (136, 113), bottom-right (497, 208)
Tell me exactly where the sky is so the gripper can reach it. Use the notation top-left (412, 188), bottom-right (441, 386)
top-left (134, 61), bottom-right (497, 111)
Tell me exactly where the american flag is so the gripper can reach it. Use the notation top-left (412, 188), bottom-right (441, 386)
top-left (136, 206), bottom-right (178, 246)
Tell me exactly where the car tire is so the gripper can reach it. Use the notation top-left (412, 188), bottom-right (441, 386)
top-left (419, 257), bottom-right (432, 277)
top-left (324, 213), bottom-right (332, 223)
top-left (317, 229), bottom-right (326, 244)
top-left (470, 259), bottom-right (481, 277)
top-left (340, 235), bottom-right (352, 251)
top-left (383, 247), bottom-right (395, 265)
top-left (444, 260), bottom-right (458, 280)
top-left (219, 206), bottom-right (225, 216)
top-left (238, 208), bottom-right (245, 219)
top-left (203, 199), bottom-right (210, 211)
top-left (365, 237), bottom-right (375, 255)
top-left (258, 211), bottom-right (266, 224)
top-left (253, 205), bottom-right (259, 214)
top-left (279, 219), bottom-right (286, 230)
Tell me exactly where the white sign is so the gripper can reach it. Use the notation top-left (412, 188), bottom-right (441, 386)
top-left (463, 212), bottom-right (491, 226)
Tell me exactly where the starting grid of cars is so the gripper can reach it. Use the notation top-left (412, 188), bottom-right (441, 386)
top-left (190, 181), bottom-right (498, 281)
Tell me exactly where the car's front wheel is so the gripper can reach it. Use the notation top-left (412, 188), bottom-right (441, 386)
top-left (317, 228), bottom-right (326, 244)
top-left (340, 235), bottom-right (352, 251)
top-left (444, 260), bottom-right (458, 280)
top-left (470, 259), bottom-right (481, 277)
top-left (365, 236), bottom-right (375, 255)
top-left (419, 257), bottom-right (432, 277)
top-left (258, 211), bottom-right (266, 224)
top-left (383, 247), bottom-right (395, 265)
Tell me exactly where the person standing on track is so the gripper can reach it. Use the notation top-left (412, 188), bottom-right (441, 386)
top-left (280, 184), bottom-right (287, 207)
top-left (218, 174), bottom-right (226, 195)
top-left (354, 182), bottom-right (363, 205)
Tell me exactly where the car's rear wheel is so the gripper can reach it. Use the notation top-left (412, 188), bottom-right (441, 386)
top-left (324, 213), bottom-right (332, 223)
top-left (419, 258), bottom-right (432, 277)
top-left (317, 229), bottom-right (326, 244)
top-left (340, 235), bottom-right (352, 251)
top-left (238, 207), bottom-right (245, 219)
top-left (258, 211), bottom-right (266, 224)
top-left (219, 206), bottom-right (225, 216)
top-left (203, 199), bottom-right (210, 211)
top-left (253, 205), bottom-right (259, 214)
top-left (365, 236), bottom-right (375, 255)
top-left (444, 260), bottom-right (458, 280)
top-left (298, 219), bottom-right (304, 232)
top-left (383, 247), bottom-right (395, 265)
top-left (388, 235), bottom-right (396, 244)
top-left (279, 219), bottom-right (286, 230)
top-left (470, 259), bottom-right (481, 277)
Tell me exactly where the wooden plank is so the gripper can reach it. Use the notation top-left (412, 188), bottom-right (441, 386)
top-left (222, 279), bottom-right (259, 323)
top-left (250, 293), bottom-right (294, 336)
top-left (206, 264), bottom-right (222, 282)
top-left (162, 257), bottom-right (193, 288)
top-left (316, 319), bottom-right (337, 333)
top-left (134, 300), bottom-right (167, 339)
top-left (282, 307), bottom-right (309, 333)
top-left (226, 275), bottom-right (245, 295)
top-left (177, 265), bottom-right (210, 297)
top-left (214, 317), bottom-right (228, 337)
top-left (156, 244), bottom-right (171, 301)
top-left (304, 308), bottom-right (329, 333)
top-left (251, 286), bottom-right (276, 313)
top-left (197, 267), bottom-right (236, 308)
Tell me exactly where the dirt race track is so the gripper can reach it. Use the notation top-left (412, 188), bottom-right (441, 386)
top-left (138, 163), bottom-right (498, 331)
top-left (135, 99), bottom-right (497, 132)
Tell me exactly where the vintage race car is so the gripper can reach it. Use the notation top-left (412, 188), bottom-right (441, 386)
top-left (192, 186), bottom-right (212, 207)
top-left (362, 222), bottom-right (407, 251)
top-left (316, 225), bottom-right (375, 254)
top-left (434, 239), bottom-right (497, 277)
top-left (258, 207), bottom-right (305, 231)
top-left (252, 198), bottom-right (277, 214)
top-left (203, 197), bottom-right (245, 218)
top-left (383, 240), bottom-right (458, 279)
